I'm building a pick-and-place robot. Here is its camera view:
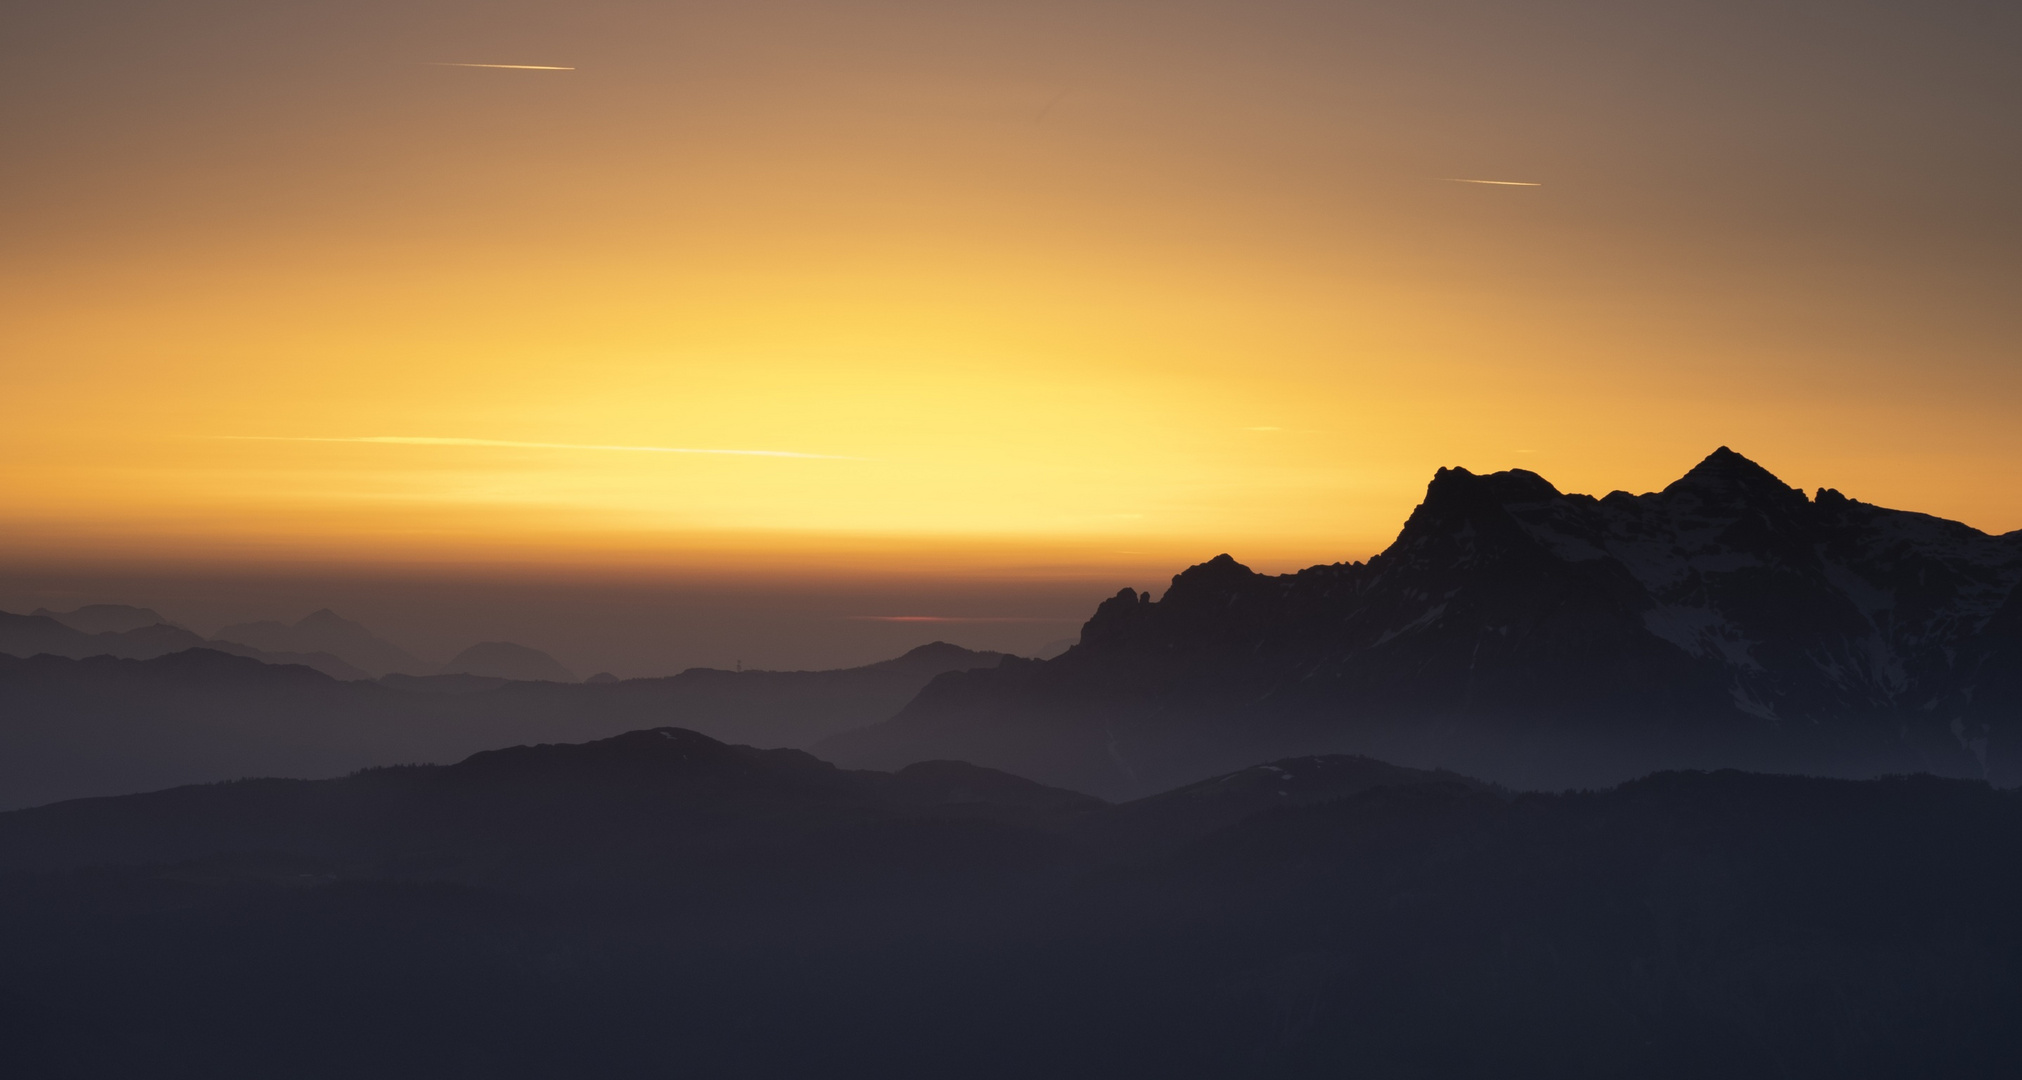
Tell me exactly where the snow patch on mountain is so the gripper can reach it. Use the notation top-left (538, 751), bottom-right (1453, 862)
top-left (1374, 603), bottom-right (1448, 647)
top-left (1643, 606), bottom-right (1762, 670)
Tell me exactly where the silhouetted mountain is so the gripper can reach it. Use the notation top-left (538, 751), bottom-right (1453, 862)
top-left (0, 610), bottom-right (368, 682)
top-left (30, 604), bottom-right (181, 635)
top-left (442, 640), bottom-right (577, 682)
top-left (0, 642), bottom-right (1006, 809)
top-left (822, 448), bottom-right (2022, 798)
top-left (0, 728), bottom-right (1099, 912)
top-left (0, 728), bottom-right (2017, 1078)
top-left (213, 608), bottom-right (430, 677)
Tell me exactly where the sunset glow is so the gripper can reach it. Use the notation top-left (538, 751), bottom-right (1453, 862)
top-left (6, 0), bottom-right (2019, 581)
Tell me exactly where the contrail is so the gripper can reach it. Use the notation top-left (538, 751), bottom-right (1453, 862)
top-left (214, 436), bottom-right (862, 460)
top-left (1443, 178), bottom-right (1542, 186)
top-left (428, 62), bottom-right (575, 71)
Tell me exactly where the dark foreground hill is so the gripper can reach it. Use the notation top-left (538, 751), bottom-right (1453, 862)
top-left (0, 642), bottom-right (1003, 809)
top-left (823, 448), bottom-right (2022, 797)
top-left (0, 727), bottom-right (2018, 1078)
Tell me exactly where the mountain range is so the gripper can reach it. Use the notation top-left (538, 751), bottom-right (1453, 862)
top-left (29, 604), bottom-right (182, 635)
top-left (6, 448), bottom-right (2022, 1075)
top-left (823, 448), bottom-right (2022, 797)
top-left (8, 448), bottom-right (2018, 808)
top-left (2, 725), bottom-right (2017, 1078)
top-left (3, 608), bottom-right (371, 681)
top-left (0, 642), bottom-right (1005, 809)
top-left (16, 605), bottom-right (586, 683)
top-left (212, 608), bottom-right (434, 676)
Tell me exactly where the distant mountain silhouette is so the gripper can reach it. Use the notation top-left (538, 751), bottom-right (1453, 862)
top-left (0, 641), bottom-right (1005, 809)
top-left (213, 608), bottom-right (430, 677)
top-left (30, 603), bottom-right (182, 635)
top-left (0, 727), bottom-right (1100, 887)
top-left (1, 727), bottom-right (2018, 1077)
top-left (442, 640), bottom-right (577, 682)
top-left (0, 609), bottom-right (367, 681)
top-left (822, 448), bottom-right (2022, 797)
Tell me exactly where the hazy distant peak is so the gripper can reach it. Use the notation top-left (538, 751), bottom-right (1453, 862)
top-left (829, 642), bottom-right (1009, 676)
top-left (442, 641), bottom-right (576, 683)
top-left (896, 641), bottom-right (968, 660)
top-left (893, 641), bottom-right (987, 664)
top-left (30, 604), bottom-right (175, 635)
top-left (295, 608), bottom-right (366, 631)
top-left (213, 608), bottom-right (426, 678)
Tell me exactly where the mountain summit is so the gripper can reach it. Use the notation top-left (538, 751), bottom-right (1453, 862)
top-left (822, 450), bottom-right (2022, 797)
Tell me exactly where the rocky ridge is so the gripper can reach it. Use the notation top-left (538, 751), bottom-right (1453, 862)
top-left (823, 449), bottom-right (2022, 796)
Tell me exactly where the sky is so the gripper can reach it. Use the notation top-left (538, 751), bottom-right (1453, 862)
top-left (4, 0), bottom-right (2020, 667)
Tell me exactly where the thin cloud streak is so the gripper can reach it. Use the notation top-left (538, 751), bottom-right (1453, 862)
top-left (214, 436), bottom-right (864, 460)
top-left (427, 62), bottom-right (576, 71)
top-left (1442, 178), bottom-right (1543, 186)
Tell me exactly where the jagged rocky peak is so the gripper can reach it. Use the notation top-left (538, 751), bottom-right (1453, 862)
top-left (1080, 585), bottom-right (1158, 649)
top-left (1076, 560), bottom-right (1271, 651)
top-left (1167, 553), bottom-right (1259, 595)
top-left (1415, 466), bottom-right (1565, 530)
top-left (1662, 446), bottom-right (1807, 508)
top-left (822, 445), bottom-right (2022, 796)
top-left (1153, 555), bottom-right (1278, 626)
top-left (1410, 448), bottom-right (1803, 515)
top-left (1385, 465), bottom-right (1572, 568)
top-left (1423, 465), bottom-right (1562, 506)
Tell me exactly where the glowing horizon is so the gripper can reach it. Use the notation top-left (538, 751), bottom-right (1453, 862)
top-left (5, 0), bottom-right (2019, 580)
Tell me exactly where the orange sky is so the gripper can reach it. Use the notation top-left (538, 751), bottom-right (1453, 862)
top-left (6, 0), bottom-right (2020, 581)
